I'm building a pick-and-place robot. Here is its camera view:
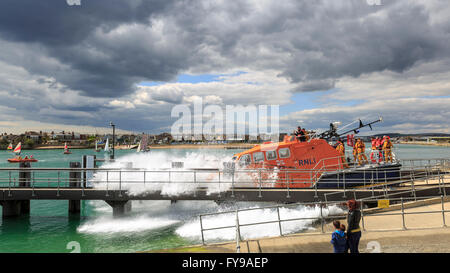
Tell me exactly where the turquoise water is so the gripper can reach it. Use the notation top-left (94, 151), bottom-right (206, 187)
top-left (0, 144), bottom-right (449, 253)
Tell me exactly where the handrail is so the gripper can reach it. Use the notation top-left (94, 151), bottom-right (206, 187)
top-left (198, 194), bottom-right (450, 249)
top-left (0, 158), bottom-right (446, 202)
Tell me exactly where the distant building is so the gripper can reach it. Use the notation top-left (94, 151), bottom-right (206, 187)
top-left (24, 131), bottom-right (42, 142)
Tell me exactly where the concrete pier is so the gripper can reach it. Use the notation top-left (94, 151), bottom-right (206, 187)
top-left (1, 162), bottom-right (32, 217)
top-left (68, 162), bottom-right (82, 214)
top-left (106, 200), bottom-right (132, 217)
top-left (0, 201), bottom-right (23, 218)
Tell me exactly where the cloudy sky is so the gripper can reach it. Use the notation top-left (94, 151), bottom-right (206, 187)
top-left (0, 0), bottom-right (449, 135)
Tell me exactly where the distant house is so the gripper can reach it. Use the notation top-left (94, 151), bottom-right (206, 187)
top-left (24, 131), bottom-right (42, 143)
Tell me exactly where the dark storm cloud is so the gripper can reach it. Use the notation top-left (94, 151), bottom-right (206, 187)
top-left (0, 0), bottom-right (171, 45)
top-left (0, 0), bottom-right (180, 97)
top-left (279, 2), bottom-right (447, 90)
top-left (1, 0), bottom-right (449, 98)
top-left (0, 0), bottom-right (450, 133)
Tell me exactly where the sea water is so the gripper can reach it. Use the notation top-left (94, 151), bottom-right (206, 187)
top-left (0, 144), bottom-right (448, 253)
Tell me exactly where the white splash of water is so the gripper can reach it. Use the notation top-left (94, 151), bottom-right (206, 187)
top-left (78, 215), bottom-right (179, 234)
top-left (80, 150), bottom-right (344, 242)
top-left (78, 199), bottom-right (344, 243)
top-left (90, 150), bottom-right (271, 196)
top-left (175, 204), bottom-right (345, 242)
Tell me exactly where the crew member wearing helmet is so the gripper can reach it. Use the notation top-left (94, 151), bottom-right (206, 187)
top-left (295, 126), bottom-right (307, 142)
top-left (376, 137), bottom-right (383, 163)
top-left (355, 138), bottom-right (368, 165)
top-left (383, 135), bottom-right (393, 163)
top-left (302, 128), bottom-right (309, 141)
top-left (352, 141), bottom-right (358, 163)
top-left (371, 137), bottom-right (377, 150)
top-left (335, 139), bottom-right (349, 168)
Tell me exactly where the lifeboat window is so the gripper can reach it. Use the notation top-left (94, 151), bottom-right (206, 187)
top-left (278, 148), bottom-right (291, 158)
top-left (253, 152), bottom-right (264, 163)
top-left (239, 154), bottom-right (251, 167)
top-left (266, 150), bottom-right (277, 160)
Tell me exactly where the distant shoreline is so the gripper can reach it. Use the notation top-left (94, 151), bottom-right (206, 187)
top-left (22, 143), bottom-right (256, 150)
top-left (398, 141), bottom-right (450, 147)
top-left (5, 141), bottom-right (449, 150)
top-left (148, 143), bottom-right (255, 149)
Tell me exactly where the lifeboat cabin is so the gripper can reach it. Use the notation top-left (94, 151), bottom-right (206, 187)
top-left (232, 135), bottom-right (401, 189)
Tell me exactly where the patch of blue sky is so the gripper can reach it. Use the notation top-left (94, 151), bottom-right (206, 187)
top-left (338, 99), bottom-right (365, 107)
top-left (138, 71), bottom-right (248, 86)
top-left (138, 81), bottom-right (165, 86)
top-left (279, 90), bottom-right (332, 116)
top-left (419, 95), bottom-right (450, 99)
top-left (176, 74), bottom-right (221, 83)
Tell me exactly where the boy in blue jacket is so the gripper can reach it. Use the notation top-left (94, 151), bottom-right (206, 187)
top-left (330, 220), bottom-right (347, 253)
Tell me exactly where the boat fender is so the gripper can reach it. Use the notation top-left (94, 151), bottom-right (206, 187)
top-left (370, 151), bottom-right (377, 163)
top-left (347, 134), bottom-right (354, 147)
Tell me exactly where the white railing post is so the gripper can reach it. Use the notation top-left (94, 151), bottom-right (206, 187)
top-left (118, 170), bottom-right (122, 197)
top-left (236, 209), bottom-right (241, 253)
top-left (320, 202), bottom-right (324, 233)
top-left (200, 215), bottom-right (205, 245)
top-left (231, 171), bottom-right (235, 198)
top-left (218, 170), bottom-right (221, 198)
top-left (401, 197), bottom-right (406, 230)
top-left (360, 200), bottom-right (365, 231)
top-left (441, 195), bottom-right (447, 228)
top-left (277, 206), bottom-right (283, 236)
top-left (258, 169), bottom-right (262, 198)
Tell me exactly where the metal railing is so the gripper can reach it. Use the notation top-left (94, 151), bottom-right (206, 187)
top-left (0, 158), bottom-right (447, 199)
top-left (198, 200), bottom-right (346, 245)
top-left (198, 194), bottom-right (450, 252)
top-left (322, 162), bottom-right (448, 202)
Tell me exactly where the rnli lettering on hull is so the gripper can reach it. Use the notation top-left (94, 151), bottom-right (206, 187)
top-left (298, 158), bottom-right (316, 166)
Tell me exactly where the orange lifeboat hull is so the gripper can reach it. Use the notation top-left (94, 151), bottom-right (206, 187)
top-left (7, 158), bottom-right (38, 163)
top-left (233, 137), bottom-right (342, 189)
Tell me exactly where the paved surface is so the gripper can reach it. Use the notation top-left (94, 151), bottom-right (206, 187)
top-left (158, 200), bottom-right (450, 253)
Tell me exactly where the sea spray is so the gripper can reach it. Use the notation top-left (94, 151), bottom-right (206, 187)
top-left (90, 150), bottom-right (271, 196)
top-left (81, 150), bottom-right (344, 243)
top-left (79, 199), bottom-right (345, 244)
top-left (175, 204), bottom-right (345, 243)
top-left (78, 200), bottom-right (226, 234)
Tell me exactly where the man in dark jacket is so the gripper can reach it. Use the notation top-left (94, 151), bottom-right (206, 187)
top-left (294, 126), bottom-right (306, 142)
top-left (346, 199), bottom-right (362, 253)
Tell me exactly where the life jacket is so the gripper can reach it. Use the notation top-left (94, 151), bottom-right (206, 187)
top-left (302, 129), bottom-right (309, 141)
top-left (356, 141), bottom-right (365, 153)
top-left (347, 134), bottom-right (354, 147)
top-left (383, 139), bottom-right (392, 149)
top-left (376, 138), bottom-right (383, 149)
top-left (371, 139), bottom-right (377, 150)
top-left (336, 142), bottom-right (345, 154)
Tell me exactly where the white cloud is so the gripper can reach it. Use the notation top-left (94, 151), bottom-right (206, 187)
top-left (108, 100), bottom-right (136, 109)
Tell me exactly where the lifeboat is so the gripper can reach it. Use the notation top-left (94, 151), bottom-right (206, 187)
top-left (230, 117), bottom-right (401, 189)
top-left (7, 156), bottom-right (38, 163)
top-left (7, 142), bottom-right (39, 163)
